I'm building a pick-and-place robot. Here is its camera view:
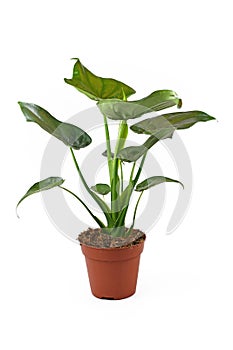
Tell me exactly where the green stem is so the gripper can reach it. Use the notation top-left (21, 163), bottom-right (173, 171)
top-left (126, 191), bottom-right (144, 236)
top-left (133, 152), bottom-right (147, 186)
top-left (113, 154), bottom-right (147, 228)
top-left (116, 162), bottom-right (136, 225)
top-left (111, 120), bottom-right (128, 220)
top-left (120, 161), bottom-right (124, 193)
top-left (60, 186), bottom-right (105, 228)
top-left (103, 114), bottom-right (113, 182)
top-left (130, 162), bottom-right (136, 182)
top-left (70, 148), bottom-right (114, 226)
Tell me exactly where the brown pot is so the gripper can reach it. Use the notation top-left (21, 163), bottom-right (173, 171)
top-left (81, 238), bottom-right (145, 300)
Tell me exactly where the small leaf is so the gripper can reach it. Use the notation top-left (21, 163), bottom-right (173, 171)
top-left (131, 110), bottom-right (215, 135)
top-left (135, 176), bottom-right (184, 191)
top-left (98, 90), bottom-right (182, 120)
top-left (117, 128), bottom-right (175, 162)
top-left (18, 102), bottom-right (92, 150)
top-left (91, 183), bottom-right (111, 195)
top-left (102, 150), bottom-right (114, 158)
top-left (17, 177), bottom-right (64, 215)
top-left (64, 58), bottom-right (136, 101)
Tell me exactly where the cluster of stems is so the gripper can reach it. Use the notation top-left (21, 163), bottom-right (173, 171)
top-left (62, 115), bottom-right (146, 237)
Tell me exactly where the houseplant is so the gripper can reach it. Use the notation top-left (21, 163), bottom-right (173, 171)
top-left (17, 58), bottom-right (215, 299)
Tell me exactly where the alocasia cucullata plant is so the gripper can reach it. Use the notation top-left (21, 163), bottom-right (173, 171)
top-left (17, 59), bottom-right (215, 237)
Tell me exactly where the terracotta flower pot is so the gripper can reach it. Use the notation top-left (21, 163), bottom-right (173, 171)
top-left (81, 238), bottom-right (145, 300)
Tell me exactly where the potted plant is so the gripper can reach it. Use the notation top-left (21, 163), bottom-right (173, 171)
top-left (17, 59), bottom-right (215, 299)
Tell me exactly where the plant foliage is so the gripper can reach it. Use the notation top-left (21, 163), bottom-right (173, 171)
top-left (17, 59), bottom-right (215, 237)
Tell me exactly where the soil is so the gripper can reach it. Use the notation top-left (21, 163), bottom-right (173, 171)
top-left (77, 227), bottom-right (146, 248)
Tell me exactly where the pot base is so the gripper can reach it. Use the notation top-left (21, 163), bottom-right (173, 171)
top-left (98, 292), bottom-right (135, 300)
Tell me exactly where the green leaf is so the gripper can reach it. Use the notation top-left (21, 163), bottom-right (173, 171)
top-left (98, 90), bottom-right (182, 120)
top-left (117, 128), bottom-right (175, 162)
top-left (135, 176), bottom-right (184, 191)
top-left (64, 58), bottom-right (136, 101)
top-left (91, 183), bottom-right (111, 195)
top-left (17, 177), bottom-right (64, 215)
top-left (18, 102), bottom-right (92, 150)
top-left (117, 144), bottom-right (147, 163)
top-left (102, 150), bottom-right (114, 158)
top-left (131, 110), bottom-right (215, 135)
top-left (119, 111), bottom-right (215, 163)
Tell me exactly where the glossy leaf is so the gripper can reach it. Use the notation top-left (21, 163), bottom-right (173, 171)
top-left (131, 110), bottom-right (215, 135)
top-left (117, 128), bottom-right (174, 162)
top-left (64, 58), bottom-right (136, 101)
top-left (91, 183), bottom-right (111, 195)
top-left (18, 102), bottom-right (92, 150)
top-left (135, 176), bottom-right (184, 192)
top-left (98, 90), bottom-right (182, 120)
top-left (17, 177), bottom-right (64, 214)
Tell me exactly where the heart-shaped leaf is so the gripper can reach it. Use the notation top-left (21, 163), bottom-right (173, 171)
top-left (131, 110), bottom-right (215, 135)
top-left (18, 102), bottom-right (92, 150)
top-left (98, 90), bottom-right (182, 120)
top-left (117, 128), bottom-right (175, 162)
top-left (135, 176), bottom-right (184, 191)
top-left (17, 177), bottom-right (64, 215)
top-left (64, 58), bottom-right (136, 101)
top-left (91, 183), bottom-right (111, 195)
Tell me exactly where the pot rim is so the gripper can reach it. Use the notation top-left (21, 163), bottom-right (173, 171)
top-left (80, 234), bottom-right (146, 251)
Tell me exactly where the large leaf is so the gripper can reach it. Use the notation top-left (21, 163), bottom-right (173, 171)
top-left (131, 110), bottom-right (215, 135)
top-left (98, 90), bottom-right (182, 120)
top-left (135, 176), bottom-right (184, 192)
top-left (18, 102), bottom-right (92, 150)
top-left (64, 58), bottom-right (136, 101)
top-left (17, 177), bottom-right (64, 214)
top-left (117, 128), bottom-right (175, 162)
top-left (91, 183), bottom-right (111, 195)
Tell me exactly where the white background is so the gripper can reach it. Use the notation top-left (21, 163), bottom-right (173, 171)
top-left (0, 0), bottom-right (232, 349)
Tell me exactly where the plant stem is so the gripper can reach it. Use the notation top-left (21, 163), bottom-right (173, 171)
top-left (130, 162), bottom-right (136, 182)
top-left (126, 191), bottom-right (144, 236)
top-left (103, 114), bottom-right (113, 182)
top-left (70, 148), bottom-right (114, 226)
top-left (59, 186), bottom-right (105, 228)
top-left (111, 120), bottom-right (128, 220)
top-left (120, 161), bottom-right (124, 193)
top-left (116, 162), bottom-right (136, 225)
top-left (133, 152), bottom-right (147, 186)
top-left (113, 154), bottom-right (147, 228)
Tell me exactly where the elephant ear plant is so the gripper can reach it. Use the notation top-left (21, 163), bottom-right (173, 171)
top-left (17, 59), bottom-right (215, 299)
